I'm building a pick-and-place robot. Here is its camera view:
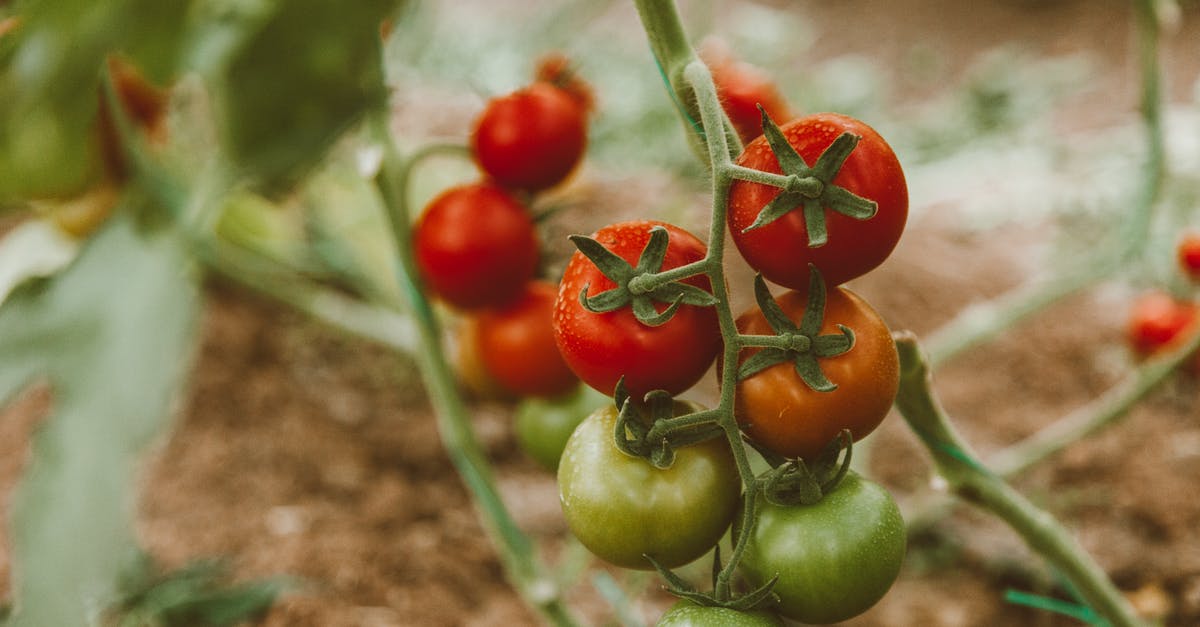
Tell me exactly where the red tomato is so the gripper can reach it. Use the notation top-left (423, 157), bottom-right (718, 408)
top-left (1126, 290), bottom-right (1199, 358)
top-left (1178, 233), bottom-right (1200, 282)
top-left (727, 113), bottom-right (907, 290)
top-left (471, 82), bottom-right (587, 191)
top-left (734, 286), bottom-right (899, 460)
top-left (475, 281), bottom-right (579, 398)
top-left (702, 42), bottom-right (792, 145)
top-left (413, 182), bottom-right (539, 310)
top-left (534, 52), bottom-right (595, 113)
top-left (553, 220), bottom-right (721, 398)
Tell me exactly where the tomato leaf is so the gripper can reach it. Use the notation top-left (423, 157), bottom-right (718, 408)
top-left (631, 292), bottom-right (683, 327)
top-left (577, 283), bottom-right (629, 314)
top-left (753, 274), bottom-right (799, 335)
top-left (823, 184), bottom-right (878, 220)
top-left (760, 106), bottom-right (810, 175)
top-left (809, 132), bottom-right (860, 182)
top-left (633, 225), bottom-right (670, 274)
top-left (738, 348), bottom-right (790, 381)
top-left (570, 234), bottom-right (636, 283)
top-left (0, 213), bottom-right (200, 627)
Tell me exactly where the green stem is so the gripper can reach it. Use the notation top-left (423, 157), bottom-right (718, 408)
top-left (634, 258), bottom-right (718, 292)
top-left (893, 333), bottom-right (1147, 627)
top-left (370, 113), bottom-right (579, 627)
top-left (1124, 0), bottom-right (1165, 255)
top-left (725, 165), bottom-right (792, 188)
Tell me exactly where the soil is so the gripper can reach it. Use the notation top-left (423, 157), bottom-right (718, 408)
top-left (4, 1), bottom-right (1200, 626)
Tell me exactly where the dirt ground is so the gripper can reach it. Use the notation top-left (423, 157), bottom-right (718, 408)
top-left (4, 1), bottom-right (1200, 626)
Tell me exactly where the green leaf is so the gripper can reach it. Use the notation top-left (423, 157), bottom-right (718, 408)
top-left (206, 0), bottom-right (401, 191)
top-left (0, 213), bottom-right (200, 627)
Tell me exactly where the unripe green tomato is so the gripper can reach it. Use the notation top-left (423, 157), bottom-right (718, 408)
top-left (735, 472), bottom-right (905, 624)
top-left (655, 599), bottom-right (783, 626)
top-left (557, 403), bottom-right (741, 570)
top-left (514, 384), bottom-right (610, 471)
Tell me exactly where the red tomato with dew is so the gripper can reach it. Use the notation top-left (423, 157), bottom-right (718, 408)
top-left (553, 220), bottom-right (721, 398)
top-left (472, 82), bottom-right (587, 191)
top-left (476, 281), bottom-right (580, 398)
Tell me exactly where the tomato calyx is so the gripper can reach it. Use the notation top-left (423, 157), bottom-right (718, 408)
top-left (751, 430), bottom-right (854, 507)
top-left (648, 546), bottom-right (781, 612)
top-left (611, 379), bottom-right (723, 469)
top-left (739, 108), bottom-right (878, 247)
top-left (738, 268), bottom-right (854, 392)
top-left (570, 226), bottom-right (718, 327)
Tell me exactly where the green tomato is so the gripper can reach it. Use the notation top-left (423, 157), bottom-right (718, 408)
top-left (557, 403), bottom-right (741, 570)
top-left (736, 472), bottom-right (905, 624)
top-left (514, 384), bottom-right (610, 471)
top-left (655, 599), bottom-right (783, 626)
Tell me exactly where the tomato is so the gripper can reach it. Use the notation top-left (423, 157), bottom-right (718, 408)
top-left (413, 182), bottom-right (539, 310)
top-left (1126, 290), bottom-right (1199, 359)
top-left (534, 52), bottom-right (594, 113)
top-left (734, 286), bottom-right (898, 460)
top-left (471, 81), bottom-right (587, 191)
top-left (553, 220), bottom-right (722, 398)
top-left (1178, 233), bottom-right (1200, 282)
top-left (727, 113), bottom-right (907, 290)
top-left (453, 318), bottom-right (518, 402)
top-left (655, 599), bottom-right (783, 627)
top-left (701, 42), bottom-right (792, 145)
top-left (475, 281), bottom-right (579, 398)
top-left (515, 384), bottom-right (610, 471)
top-left (558, 403), bottom-right (740, 570)
top-left (735, 472), bottom-right (905, 624)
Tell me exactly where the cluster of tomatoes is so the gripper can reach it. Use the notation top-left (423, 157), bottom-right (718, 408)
top-left (549, 55), bottom-right (910, 624)
top-left (1125, 233), bottom-right (1200, 370)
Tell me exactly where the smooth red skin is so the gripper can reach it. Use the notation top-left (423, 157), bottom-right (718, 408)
top-left (1127, 291), bottom-right (1199, 356)
top-left (734, 287), bottom-right (899, 461)
top-left (413, 182), bottom-right (538, 310)
top-left (709, 60), bottom-right (792, 145)
top-left (553, 220), bottom-right (722, 398)
top-left (728, 113), bottom-right (908, 290)
top-left (476, 281), bottom-right (579, 398)
top-left (472, 82), bottom-right (587, 191)
top-left (1178, 233), bottom-right (1200, 282)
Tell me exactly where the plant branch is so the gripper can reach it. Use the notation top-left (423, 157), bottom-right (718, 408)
top-left (893, 332), bottom-right (1147, 627)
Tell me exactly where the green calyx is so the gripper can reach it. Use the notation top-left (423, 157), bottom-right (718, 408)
top-left (742, 107), bottom-right (878, 247)
top-left (750, 430), bottom-right (854, 507)
top-left (647, 546), bottom-right (780, 612)
top-left (737, 267), bottom-right (854, 392)
top-left (611, 380), bottom-right (722, 469)
top-left (571, 226), bottom-right (717, 327)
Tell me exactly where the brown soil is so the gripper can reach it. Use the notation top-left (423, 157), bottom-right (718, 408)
top-left (4, 1), bottom-right (1200, 626)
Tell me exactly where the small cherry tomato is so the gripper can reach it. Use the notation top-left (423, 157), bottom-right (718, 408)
top-left (733, 286), bottom-right (898, 460)
top-left (472, 81), bottom-right (587, 191)
top-left (534, 52), bottom-right (595, 113)
top-left (413, 182), bottom-right (539, 310)
top-left (1177, 233), bottom-right (1200, 282)
top-left (655, 599), bottom-right (783, 627)
top-left (727, 113), bottom-right (907, 290)
top-left (553, 220), bottom-right (722, 398)
top-left (453, 318), bottom-right (517, 402)
top-left (475, 281), bottom-right (579, 398)
top-left (702, 41), bottom-right (792, 145)
top-left (736, 472), bottom-right (906, 624)
top-left (558, 402), bottom-right (741, 570)
top-left (1126, 290), bottom-right (1199, 359)
top-left (514, 384), bottom-right (610, 471)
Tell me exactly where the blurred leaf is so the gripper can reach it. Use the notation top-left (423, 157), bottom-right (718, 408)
top-left (115, 558), bottom-right (292, 627)
top-left (0, 213), bottom-right (200, 627)
top-left (205, 0), bottom-right (400, 192)
top-left (0, 0), bottom-right (192, 201)
top-left (0, 220), bottom-right (79, 309)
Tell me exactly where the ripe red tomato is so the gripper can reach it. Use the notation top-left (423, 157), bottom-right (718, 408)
top-left (1126, 290), bottom-right (1199, 358)
top-left (471, 81), bottom-right (587, 191)
top-left (553, 220), bottom-right (722, 398)
top-left (727, 113), bottom-right (907, 290)
top-left (702, 43), bottom-right (792, 145)
top-left (475, 281), bottom-right (579, 398)
top-left (734, 286), bottom-right (898, 460)
top-left (534, 52), bottom-right (594, 113)
top-left (413, 182), bottom-right (539, 310)
top-left (1178, 233), bottom-right (1200, 282)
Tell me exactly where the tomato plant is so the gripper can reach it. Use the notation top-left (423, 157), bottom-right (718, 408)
top-left (734, 283), bottom-right (899, 460)
top-left (655, 599), bottom-right (783, 627)
top-left (553, 220), bottom-right (721, 398)
top-left (514, 384), bottom-right (610, 471)
top-left (1178, 233), bottom-right (1200, 282)
top-left (412, 182), bottom-right (539, 310)
top-left (735, 472), bottom-right (906, 624)
top-left (475, 281), bottom-right (579, 398)
top-left (471, 81), bottom-right (587, 192)
top-left (557, 403), bottom-right (740, 570)
top-left (727, 112), bottom-right (908, 290)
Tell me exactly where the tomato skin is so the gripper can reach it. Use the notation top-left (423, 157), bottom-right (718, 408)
top-left (553, 220), bottom-right (722, 398)
top-left (655, 600), bottom-right (783, 627)
top-left (1126, 290), bottom-right (1199, 358)
top-left (413, 182), bottom-right (539, 310)
top-left (736, 472), bottom-right (906, 624)
top-left (733, 286), bottom-right (898, 460)
top-left (1178, 233), bottom-right (1200, 282)
top-left (472, 81), bottom-right (587, 191)
top-left (515, 385), bottom-right (610, 471)
top-left (558, 403), bottom-right (741, 570)
top-left (453, 318), bottom-right (518, 402)
top-left (727, 113), bottom-right (907, 290)
top-left (475, 281), bottom-right (579, 398)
